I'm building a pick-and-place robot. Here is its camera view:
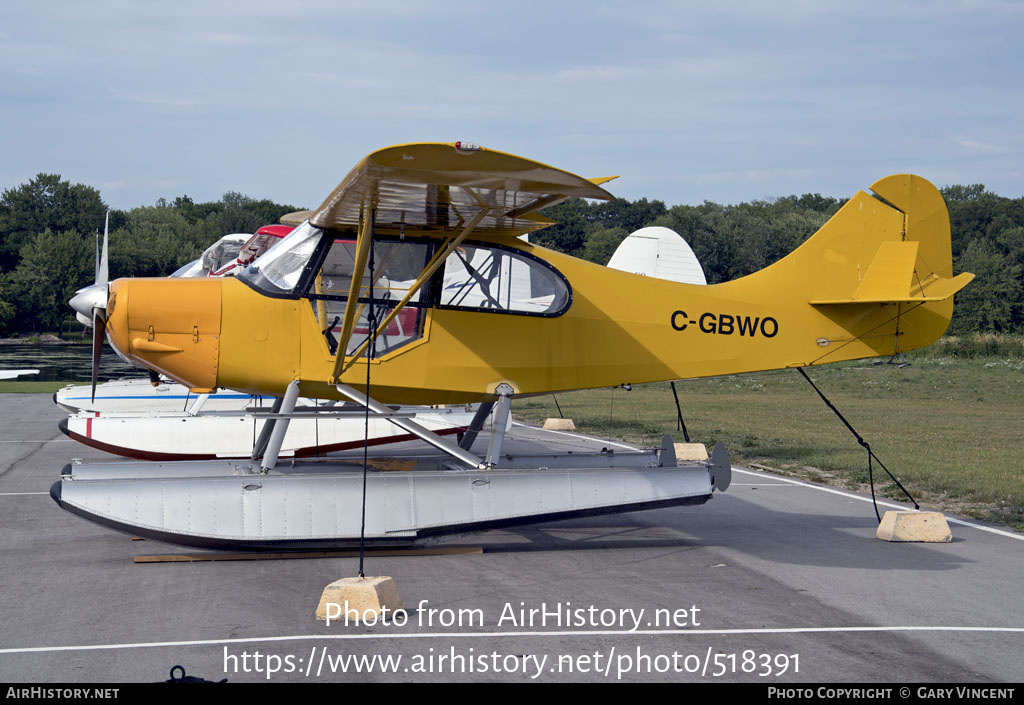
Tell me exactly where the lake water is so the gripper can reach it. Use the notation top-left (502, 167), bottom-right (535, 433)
top-left (0, 343), bottom-right (141, 382)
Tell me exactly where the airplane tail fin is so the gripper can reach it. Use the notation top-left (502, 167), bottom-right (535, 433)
top-left (804, 175), bottom-right (972, 308)
top-left (719, 174), bottom-right (972, 364)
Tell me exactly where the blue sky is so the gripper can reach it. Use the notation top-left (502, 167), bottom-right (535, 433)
top-left (1, 1), bottom-right (1022, 210)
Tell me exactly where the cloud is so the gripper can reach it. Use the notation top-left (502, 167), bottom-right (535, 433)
top-left (113, 94), bottom-right (216, 109)
top-left (551, 66), bottom-right (643, 83)
top-left (957, 139), bottom-right (1011, 154)
top-left (2, 1), bottom-right (1022, 209)
top-left (187, 32), bottom-right (276, 48)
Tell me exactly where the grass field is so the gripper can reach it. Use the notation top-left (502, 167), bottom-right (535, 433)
top-left (513, 352), bottom-right (1024, 530)
top-left (0, 381), bottom-right (68, 394)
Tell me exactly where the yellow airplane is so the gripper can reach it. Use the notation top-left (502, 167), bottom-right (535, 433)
top-left (100, 142), bottom-right (971, 405)
top-left (52, 142), bottom-right (973, 550)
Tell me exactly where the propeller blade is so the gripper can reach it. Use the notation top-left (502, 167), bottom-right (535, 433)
top-left (97, 210), bottom-right (109, 289)
top-left (91, 309), bottom-right (107, 402)
top-left (73, 211), bottom-right (111, 328)
top-left (148, 369), bottom-right (161, 387)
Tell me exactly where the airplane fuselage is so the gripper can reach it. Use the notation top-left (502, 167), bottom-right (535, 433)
top-left (105, 178), bottom-right (958, 404)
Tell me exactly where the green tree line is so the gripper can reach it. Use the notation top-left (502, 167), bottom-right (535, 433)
top-left (535, 188), bottom-right (1024, 335)
top-left (1, 173), bottom-right (1020, 337)
top-left (0, 174), bottom-right (299, 335)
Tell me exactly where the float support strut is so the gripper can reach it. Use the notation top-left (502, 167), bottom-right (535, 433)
top-left (260, 380), bottom-right (300, 473)
top-left (484, 384), bottom-right (514, 467)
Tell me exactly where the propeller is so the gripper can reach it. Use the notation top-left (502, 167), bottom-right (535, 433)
top-left (69, 211), bottom-right (110, 401)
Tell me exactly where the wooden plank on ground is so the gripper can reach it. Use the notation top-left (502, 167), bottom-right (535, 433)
top-left (134, 546), bottom-right (484, 563)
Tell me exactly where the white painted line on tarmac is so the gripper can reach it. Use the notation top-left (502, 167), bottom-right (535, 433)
top-left (733, 467), bottom-right (1024, 542)
top-left (0, 492), bottom-right (48, 496)
top-left (2, 625), bottom-right (1022, 656)
top-left (729, 483), bottom-right (796, 487)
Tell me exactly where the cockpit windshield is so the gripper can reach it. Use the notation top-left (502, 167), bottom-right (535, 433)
top-left (238, 233), bottom-right (276, 267)
top-left (200, 234), bottom-right (249, 275)
top-left (237, 221), bottom-right (324, 295)
top-left (171, 259), bottom-right (204, 278)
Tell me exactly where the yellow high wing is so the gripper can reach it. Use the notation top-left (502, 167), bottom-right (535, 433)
top-left (102, 145), bottom-right (971, 405)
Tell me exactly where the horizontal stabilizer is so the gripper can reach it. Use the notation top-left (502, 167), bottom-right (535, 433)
top-left (810, 241), bottom-right (973, 305)
top-left (913, 272), bottom-right (975, 301)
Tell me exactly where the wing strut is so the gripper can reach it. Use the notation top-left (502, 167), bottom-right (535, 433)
top-left (330, 207), bottom-right (376, 383)
top-left (336, 383), bottom-right (485, 469)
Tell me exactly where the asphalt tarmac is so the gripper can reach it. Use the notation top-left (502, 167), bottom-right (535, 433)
top-left (1, 393), bottom-right (1021, 684)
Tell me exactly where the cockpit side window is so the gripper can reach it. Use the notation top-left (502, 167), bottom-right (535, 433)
top-left (437, 244), bottom-right (570, 316)
top-left (314, 239), bottom-right (431, 304)
top-left (307, 237), bottom-right (434, 358)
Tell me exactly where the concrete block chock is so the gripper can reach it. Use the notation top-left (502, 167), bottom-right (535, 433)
top-left (876, 511), bottom-right (952, 543)
top-left (316, 576), bottom-right (404, 624)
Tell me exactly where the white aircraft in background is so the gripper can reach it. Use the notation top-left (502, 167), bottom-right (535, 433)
top-left (607, 226), bottom-right (707, 285)
top-left (58, 399), bottom-right (482, 461)
top-left (170, 224), bottom-right (295, 278)
top-left (0, 369), bottom-right (40, 380)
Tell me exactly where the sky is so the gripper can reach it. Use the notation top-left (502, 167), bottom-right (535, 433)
top-left (1, 1), bottom-right (1022, 211)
